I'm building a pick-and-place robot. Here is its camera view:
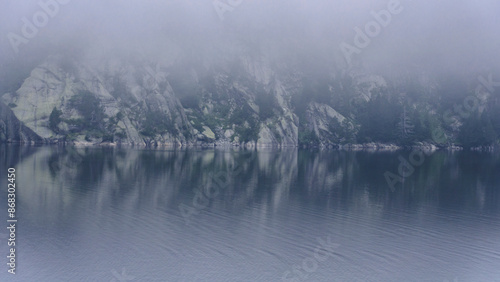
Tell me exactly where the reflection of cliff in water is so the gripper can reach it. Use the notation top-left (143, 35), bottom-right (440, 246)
top-left (4, 146), bottom-right (500, 223)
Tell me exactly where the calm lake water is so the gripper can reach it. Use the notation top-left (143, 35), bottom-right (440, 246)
top-left (1, 145), bottom-right (499, 281)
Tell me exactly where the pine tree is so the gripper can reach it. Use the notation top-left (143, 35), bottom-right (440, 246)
top-left (397, 94), bottom-right (414, 143)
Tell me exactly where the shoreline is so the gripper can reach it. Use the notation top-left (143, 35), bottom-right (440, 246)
top-left (1, 140), bottom-right (498, 152)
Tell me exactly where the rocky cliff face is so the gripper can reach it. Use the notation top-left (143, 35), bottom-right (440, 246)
top-left (1, 54), bottom-right (308, 147)
top-left (0, 101), bottom-right (44, 144)
top-left (1, 56), bottom-right (194, 146)
top-left (1, 53), bottom-right (498, 148)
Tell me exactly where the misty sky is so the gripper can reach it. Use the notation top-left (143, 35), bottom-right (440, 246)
top-left (1, 0), bottom-right (500, 79)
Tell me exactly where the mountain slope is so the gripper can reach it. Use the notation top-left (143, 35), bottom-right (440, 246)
top-left (1, 53), bottom-right (499, 149)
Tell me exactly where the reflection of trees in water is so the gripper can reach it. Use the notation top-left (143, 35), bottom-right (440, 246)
top-left (0, 144), bottom-right (39, 169)
top-left (8, 146), bottom-right (500, 218)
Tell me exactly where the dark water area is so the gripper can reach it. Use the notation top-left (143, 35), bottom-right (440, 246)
top-left (1, 145), bottom-right (499, 281)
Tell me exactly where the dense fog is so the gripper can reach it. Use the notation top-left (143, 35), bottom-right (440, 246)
top-left (1, 0), bottom-right (500, 83)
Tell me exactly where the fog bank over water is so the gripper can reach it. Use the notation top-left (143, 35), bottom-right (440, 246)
top-left (1, 0), bottom-right (500, 80)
